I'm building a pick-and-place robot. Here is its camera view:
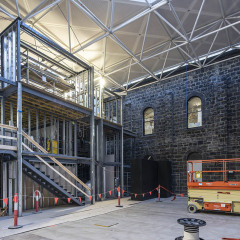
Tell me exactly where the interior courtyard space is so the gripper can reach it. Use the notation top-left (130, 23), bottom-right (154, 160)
top-left (0, 197), bottom-right (239, 240)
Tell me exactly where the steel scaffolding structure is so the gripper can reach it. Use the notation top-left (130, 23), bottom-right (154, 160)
top-left (0, 18), bottom-right (128, 216)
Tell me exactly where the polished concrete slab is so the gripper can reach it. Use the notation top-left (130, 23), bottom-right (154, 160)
top-left (1, 197), bottom-right (239, 240)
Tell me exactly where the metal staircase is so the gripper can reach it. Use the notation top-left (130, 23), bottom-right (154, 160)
top-left (22, 159), bottom-right (82, 205)
top-left (0, 124), bottom-right (91, 206)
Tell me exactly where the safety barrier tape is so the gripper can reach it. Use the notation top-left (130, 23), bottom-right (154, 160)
top-left (0, 185), bottom-right (183, 204)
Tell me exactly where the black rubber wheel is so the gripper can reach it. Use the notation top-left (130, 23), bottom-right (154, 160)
top-left (187, 204), bottom-right (197, 213)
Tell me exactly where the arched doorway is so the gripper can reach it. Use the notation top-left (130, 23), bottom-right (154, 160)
top-left (187, 152), bottom-right (202, 182)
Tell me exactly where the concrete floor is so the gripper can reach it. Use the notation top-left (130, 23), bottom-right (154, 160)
top-left (0, 197), bottom-right (239, 240)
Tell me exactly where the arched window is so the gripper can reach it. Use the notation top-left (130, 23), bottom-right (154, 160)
top-left (188, 97), bottom-right (202, 128)
top-left (143, 108), bottom-right (154, 135)
top-left (187, 152), bottom-right (202, 161)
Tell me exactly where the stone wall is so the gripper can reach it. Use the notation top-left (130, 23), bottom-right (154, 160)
top-left (123, 56), bottom-right (240, 193)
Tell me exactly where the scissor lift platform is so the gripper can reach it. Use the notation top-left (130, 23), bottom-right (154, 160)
top-left (187, 158), bottom-right (240, 213)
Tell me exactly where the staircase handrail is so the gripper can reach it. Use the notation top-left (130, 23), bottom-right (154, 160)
top-left (0, 124), bottom-right (91, 193)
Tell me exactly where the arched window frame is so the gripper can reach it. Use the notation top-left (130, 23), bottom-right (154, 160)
top-left (187, 96), bottom-right (202, 128)
top-left (143, 107), bottom-right (154, 136)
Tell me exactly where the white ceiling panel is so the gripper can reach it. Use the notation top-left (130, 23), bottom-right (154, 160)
top-left (0, 0), bottom-right (239, 91)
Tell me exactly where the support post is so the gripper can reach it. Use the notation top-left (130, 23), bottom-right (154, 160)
top-left (10, 102), bottom-right (13, 146)
top-left (99, 86), bottom-right (103, 118)
top-left (74, 120), bottom-right (77, 157)
top-left (28, 108), bottom-right (31, 147)
top-left (90, 67), bottom-right (95, 204)
top-left (36, 109), bottom-right (39, 145)
top-left (96, 119), bottom-right (103, 199)
top-left (2, 162), bottom-right (7, 208)
top-left (43, 112), bottom-right (46, 150)
top-left (99, 118), bottom-right (104, 198)
top-left (63, 118), bottom-right (65, 154)
top-left (66, 121), bottom-right (69, 155)
top-left (1, 97), bottom-right (5, 145)
top-left (8, 162), bottom-right (13, 215)
top-left (57, 117), bottom-right (59, 154)
top-left (23, 174), bottom-right (26, 211)
top-left (50, 114), bottom-right (53, 153)
top-left (16, 19), bottom-right (23, 216)
top-left (120, 97), bottom-right (124, 196)
top-left (1, 35), bottom-right (4, 89)
top-left (69, 120), bottom-right (72, 156)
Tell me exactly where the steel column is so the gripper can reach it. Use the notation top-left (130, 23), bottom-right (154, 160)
top-left (16, 20), bottom-right (23, 216)
top-left (90, 67), bottom-right (95, 204)
top-left (28, 108), bottom-right (31, 147)
top-left (8, 162), bottom-right (13, 215)
top-left (63, 118), bottom-right (66, 154)
top-left (36, 109), bottom-right (39, 145)
top-left (1, 97), bottom-right (5, 145)
top-left (69, 120), bottom-right (72, 156)
top-left (2, 163), bottom-right (7, 208)
top-left (74, 120), bottom-right (77, 156)
top-left (44, 112), bottom-right (46, 149)
top-left (120, 97), bottom-right (124, 195)
top-left (57, 117), bottom-right (59, 154)
top-left (50, 115), bottom-right (53, 153)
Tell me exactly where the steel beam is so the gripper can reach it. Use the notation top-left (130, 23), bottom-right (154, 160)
top-left (203, 21), bottom-right (224, 66)
top-left (67, 0), bottom-right (72, 53)
top-left (111, 34), bottom-right (159, 81)
top-left (15, 0), bottom-right (21, 18)
top-left (0, 6), bottom-right (16, 19)
top-left (110, 0), bottom-right (115, 31)
top-left (167, 2), bottom-right (202, 67)
top-left (21, 0), bottom-right (49, 23)
top-left (21, 84), bottom-right (92, 115)
top-left (154, 10), bottom-right (187, 41)
top-left (190, 0), bottom-right (206, 40)
top-left (140, 13), bottom-right (151, 60)
top-left (32, 0), bottom-right (63, 26)
top-left (192, 20), bottom-right (240, 41)
top-left (72, 0), bottom-right (167, 54)
top-left (21, 42), bottom-right (76, 75)
top-left (71, 0), bottom-right (161, 81)
top-left (20, 22), bottom-right (90, 69)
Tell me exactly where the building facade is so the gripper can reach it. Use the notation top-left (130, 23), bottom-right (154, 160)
top-left (123, 55), bottom-right (240, 194)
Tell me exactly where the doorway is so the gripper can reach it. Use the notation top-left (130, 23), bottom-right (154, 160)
top-left (187, 152), bottom-right (202, 182)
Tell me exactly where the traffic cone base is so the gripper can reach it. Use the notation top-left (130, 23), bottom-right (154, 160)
top-left (32, 211), bottom-right (42, 214)
top-left (116, 205), bottom-right (123, 207)
top-left (8, 225), bottom-right (23, 229)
